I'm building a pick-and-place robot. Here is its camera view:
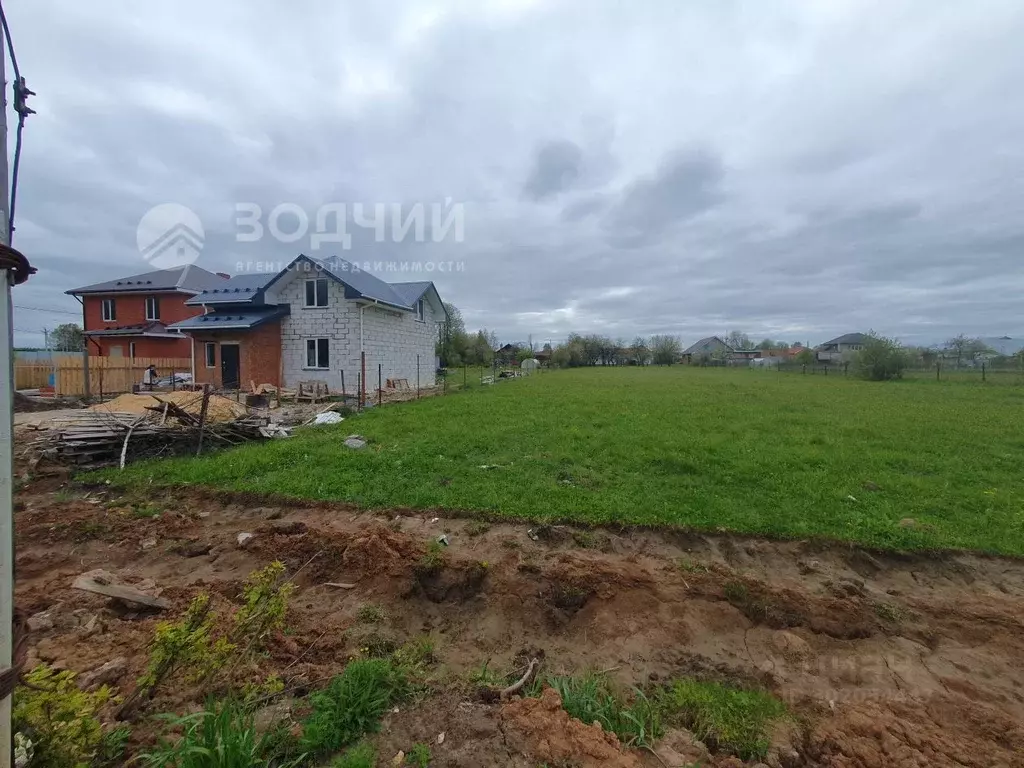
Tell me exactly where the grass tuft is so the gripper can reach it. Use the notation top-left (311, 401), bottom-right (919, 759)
top-left (657, 679), bottom-right (787, 760)
top-left (301, 658), bottom-right (408, 757)
top-left (139, 697), bottom-right (304, 768)
top-left (546, 673), bottom-right (661, 748)
top-left (331, 742), bottom-right (376, 768)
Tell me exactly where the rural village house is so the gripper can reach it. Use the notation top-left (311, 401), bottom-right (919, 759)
top-left (815, 332), bottom-right (869, 362)
top-left (66, 265), bottom-right (228, 358)
top-left (168, 255), bottom-right (446, 392)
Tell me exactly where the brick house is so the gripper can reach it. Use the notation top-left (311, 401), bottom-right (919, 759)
top-left (170, 255), bottom-right (446, 392)
top-left (66, 265), bottom-right (227, 357)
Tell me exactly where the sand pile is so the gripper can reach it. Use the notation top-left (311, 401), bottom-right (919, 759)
top-left (90, 392), bottom-right (248, 423)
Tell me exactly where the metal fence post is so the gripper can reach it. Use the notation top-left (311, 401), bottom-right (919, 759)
top-left (936, 361), bottom-right (940, 381)
top-left (416, 355), bottom-right (420, 399)
top-left (378, 363), bottom-right (382, 406)
top-left (982, 362), bottom-right (986, 382)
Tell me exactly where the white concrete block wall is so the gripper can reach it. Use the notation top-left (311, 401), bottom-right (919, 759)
top-left (276, 271), bottom-right (438, 394)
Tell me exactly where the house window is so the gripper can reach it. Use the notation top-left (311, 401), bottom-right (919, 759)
top-left (145, 296), bottom-right (161, 320)
top-left (205, 342), bottom-right (216, 368)
top-left (415, 299), bottom-right (424, 322)
top-left (101, 298), bottom-right (116, 321)
top-left (305, 338), bottom-right (330, 369)
top-left (129, 342), bottom-right (137, 359)
top-left (304, 278), bottom-right (328, 307)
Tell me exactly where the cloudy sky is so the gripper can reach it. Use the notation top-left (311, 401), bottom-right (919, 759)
top-left (7, 0), bottom-right (1024, 348)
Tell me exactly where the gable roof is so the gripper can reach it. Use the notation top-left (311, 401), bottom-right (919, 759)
top-left (683, 336), bottom-right (730, 355)
top-left (820, 332), bottom-right (869, 347)
top-left (186, 272), bottom-right (277, 306)
top-left (266, 255), bottom-right (446, 314)
top-left (389, 281), bottom-right (433, 307)
top-left (66, 265), bottom-right (226, 295)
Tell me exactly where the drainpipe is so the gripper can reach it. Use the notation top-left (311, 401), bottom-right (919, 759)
top-left (189, 336), bottom-right (195, 385)
top-left (359, 304), bottom-right (364, 393)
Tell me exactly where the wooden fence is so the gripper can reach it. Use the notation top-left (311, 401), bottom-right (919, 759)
top-left (15, 356), bottom-right (192, 397)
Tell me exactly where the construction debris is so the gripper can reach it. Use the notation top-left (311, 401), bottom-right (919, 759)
top-left (72, 570), bottom-right (169, 610)
top-left (19, 392), bottom-right (293, 470)
top-left (344, 434), bottom-right (367, 449)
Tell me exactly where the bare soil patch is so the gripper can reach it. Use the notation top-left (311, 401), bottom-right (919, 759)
top-left (12, 466), bottom-right (1024, 766)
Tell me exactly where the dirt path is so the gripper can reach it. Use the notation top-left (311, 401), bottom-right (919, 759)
top-left (12, 469), bottom-right (1024, 767)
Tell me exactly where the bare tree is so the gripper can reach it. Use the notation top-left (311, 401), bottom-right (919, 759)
top-left (631, 336), bottom-right (650, 366)
top-left (650, 335), bottom-right (682, 365)
top-left (725, 330), bottom-right (752, 350)
top-left (944, 334), bottom-right (989, 368)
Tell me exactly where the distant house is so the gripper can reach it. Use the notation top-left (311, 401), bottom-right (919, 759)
top-left (816, 333), bottom-right (869, 363)
top-left (682, 336), bottom-right (731, 363)
top-left (977, 336), bottom-right (1023, 358)
top-left (66, 266), bottom-right (228, 358)
top-left (682, 336), bottom-right (762, 364)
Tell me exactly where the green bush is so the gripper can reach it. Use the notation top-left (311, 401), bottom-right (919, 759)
top-left (657, 679), bottom-right (787, 760)
top-left (13, 664), bottom-right (115, 768)
top-left (546, 673), bottom-right (661, 748)
top-left (139, 698), bottom-right (304, 768)
top-left (301, 659), bottom-right (408, 756)
top-left (854, 332), bottom-right (908, 381)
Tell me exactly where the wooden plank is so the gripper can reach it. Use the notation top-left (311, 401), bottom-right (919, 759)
top-left (72, 574), bottom-right (170, 609)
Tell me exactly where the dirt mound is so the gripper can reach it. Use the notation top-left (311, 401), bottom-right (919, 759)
top-left (91, 392), bottom-right (247, 423)
top-left (343, 524), bottom-right (422, 576)
top-left (500, 687), bottom-right (642, 768)
top-left (806, 694), bottom-right (1024, 767)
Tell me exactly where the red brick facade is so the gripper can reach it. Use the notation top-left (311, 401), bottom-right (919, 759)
top-left (190, 321), bottom-right (283, 390)
top-left (82, 293), bottom-right (203, 357)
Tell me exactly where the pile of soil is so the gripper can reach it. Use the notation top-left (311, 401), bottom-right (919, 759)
top-left (90, 392), bottom-right (248, 423)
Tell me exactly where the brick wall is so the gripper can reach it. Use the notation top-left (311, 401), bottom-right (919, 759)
top-left (189, 321), bottom-right (282, 389)
top-left (82, 292), bottom-right (202, 357)
top-left (275, 273), bottom-right (437, 394)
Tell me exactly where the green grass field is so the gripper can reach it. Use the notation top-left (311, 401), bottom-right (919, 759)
top-left (106, 367), bottom-right (1024, 555)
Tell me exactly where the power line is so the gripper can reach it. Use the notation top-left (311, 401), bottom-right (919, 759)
top-left (12, 303), bottom-right (79, 315)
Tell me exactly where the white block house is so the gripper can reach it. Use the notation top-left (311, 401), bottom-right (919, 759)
top-left (264, 255), bottom-right (444, 393)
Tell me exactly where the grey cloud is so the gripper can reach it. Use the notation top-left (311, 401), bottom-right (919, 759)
top-left (522, 140), bottom-right (585, 200)
top-left (8, 0), bottom-right (1024, 349)
top-left (603, 148), bottom-right (725, 247)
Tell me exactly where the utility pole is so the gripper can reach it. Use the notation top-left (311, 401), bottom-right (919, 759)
top-left (0, 24), bottom-right (13, 764)
top-left (0, 8), bottom-right (34, 757)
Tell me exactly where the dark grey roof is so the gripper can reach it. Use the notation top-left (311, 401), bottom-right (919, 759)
top-left (186, 272), bottom-right (276, 306)
top-left (168, 305), bottom-right (290, 331)
top-left (265, 255), bottom-right (413, 310)
top-left (820, 332), bottom-right (869, 347)
top-left (683, 336), bottom-right (729, 355)
top-left (67, 265), bottom-right (227, 295)
top-left (389, 281), bottom-right (433, 306)
top-left (83, 321), bottom-right (178, 337)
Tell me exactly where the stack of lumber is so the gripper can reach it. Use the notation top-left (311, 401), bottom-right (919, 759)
top-left (30, 393), bottom-right (291, 469)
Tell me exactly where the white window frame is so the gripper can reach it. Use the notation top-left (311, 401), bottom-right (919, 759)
top-left (205, 342), bottom-right (216, 368)
top-left (304, 278), bottom-right (329, 308)
top-left (101, 298), bottom-right (116, 321)
top-left (305, 338), bottom-right (330, 369)
top-left (415, 298), bottom-right (424, 322)
top-left (145, 296), bottom-right (160, 321)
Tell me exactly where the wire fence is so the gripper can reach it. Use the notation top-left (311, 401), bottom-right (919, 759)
top-left (770, 360), bottom-right (1024, 384)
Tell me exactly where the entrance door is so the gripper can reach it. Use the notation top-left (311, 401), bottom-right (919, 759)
top-left (220, 344), bottom-right (240, 389)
